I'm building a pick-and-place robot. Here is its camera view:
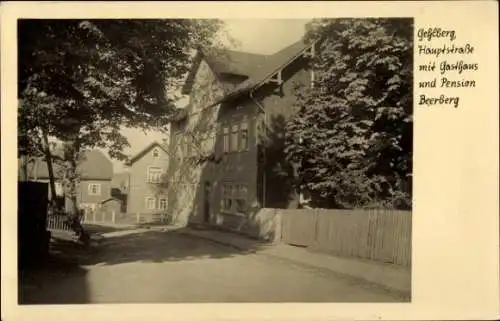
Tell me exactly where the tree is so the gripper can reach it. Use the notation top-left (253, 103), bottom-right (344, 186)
top-left (285, 18), bottom-right (413, 209)
top-left (18, 19), bottom-right (228, 237)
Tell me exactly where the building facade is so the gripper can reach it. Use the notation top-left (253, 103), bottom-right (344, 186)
top-left (125, 141), bottom-right (169, 215)
top-left (167, 39), bottom-right (314, 229)
top-left (19, 149), bottom-right (114, 212)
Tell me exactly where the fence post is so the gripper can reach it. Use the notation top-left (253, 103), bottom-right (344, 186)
top-left (279, 209), bottom-right (284, 242)
top-left (314, 209), bottom-right (320, 245)
top-left (112, 210), bottom-right (116, 223)
top-left (136, 212), bottom-right (140, 223)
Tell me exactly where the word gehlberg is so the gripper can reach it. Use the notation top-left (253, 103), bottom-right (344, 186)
top-left (419, 94), bottom-right (459, 108)
top-left (417, 27), bottom-right (456, 42)
top-left (418, 43), bottom-right (474, 58)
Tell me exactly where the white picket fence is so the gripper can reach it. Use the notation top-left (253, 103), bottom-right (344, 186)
top-left (47, 209), bottom-right (171, 231)
top-left (81, 208), bottom-right (117, 224)
top-left (46, 214), bottom-right (74, 233)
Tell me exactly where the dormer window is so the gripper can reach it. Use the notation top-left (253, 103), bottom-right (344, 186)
top-left (152, 148), bottom-right (160, 160)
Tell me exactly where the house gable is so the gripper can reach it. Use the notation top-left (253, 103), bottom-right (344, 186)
top-left (79, 150), bottom-right (114, 180)
top-left (126, 141), bottom-right (169, 214)
top-left (182, 48), bottom-right (268, 96)
top-left (175, 39), bottom-right (315, 124)
top-left (126, 142), bottom-right (168, 166)
top-left (221, 40), bottom-right (315, 103)
top-left (184, 58), bottom-right (226, 116)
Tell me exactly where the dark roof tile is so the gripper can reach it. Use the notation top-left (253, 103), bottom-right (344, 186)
top-left (174, 40), bottom-right (310, 121)
top-left (178, 39), bottom-right (310, 116)
top-left (204, 49), bottom-right (268, 78)
top-left (223, 40), bottom-right (309, 100)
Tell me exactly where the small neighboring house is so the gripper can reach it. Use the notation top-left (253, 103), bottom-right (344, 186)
top-left (168, 39), bottom-right (315, 228)
top-left (19, 149), bottom-right (114, 212)
top-left (125, 141), bottom-right (169, 215)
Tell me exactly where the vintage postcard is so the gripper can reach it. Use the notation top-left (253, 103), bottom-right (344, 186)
top-left (1, 1), bottom-right (498, 321)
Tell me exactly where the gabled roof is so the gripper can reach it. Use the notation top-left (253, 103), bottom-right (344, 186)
top-left (221, 39), bottom-right (310, 101)
top-left (79, 150), bottom-right (114, 180)
top-left (178, 39), bottom-right (311, 120)
top-left (126, 141), bottom-right (167, 166)
top-left (205, 49), bottom-right (268, 78)
top-left (21, 149), bottom-right (114, 180)
top-left (181, 48), bottom-right (268, 95)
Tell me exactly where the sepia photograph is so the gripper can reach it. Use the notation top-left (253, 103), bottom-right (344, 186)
top-left (16, 17), bottom-right (414, 304)
top-left (3, 1), bottom-right (500, 320)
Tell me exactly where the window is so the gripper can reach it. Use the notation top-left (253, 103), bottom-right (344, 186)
top-left (221, 183), bottom-right (248, 214)
top-left (88, 183), bottom-right (101, 195)
top-left (152, 148), bottom-right (160, 160)
top-left (145, 197), bottom-right (156, 210)
top-left (222, 126), bottom-right (230, 153)
top-left (230, 124), bottom-right (239, 151)
top-left (159, 198), bottom-right (167, 210)
top-left (221, 184), bottom-right (233, 211)
top-left (147, 167), bottom-right (163, 183)
top-left (235, 184), bottom-right (248, 213)
top-left (240, 121), bottom-right (248, 151)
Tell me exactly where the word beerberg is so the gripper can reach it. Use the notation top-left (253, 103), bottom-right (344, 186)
top-left (419, 94), bottom-right (459, 108)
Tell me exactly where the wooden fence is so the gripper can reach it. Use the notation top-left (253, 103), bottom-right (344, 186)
top-left (47, 209), bottom-right (119, 231)
top-left (47, 214), bottom-right (74, 233)
top-left (281, 209), bottom-right (412, 266)
top-left (47, 208), bottom-right (170, 231)
top-left (82, 208), bottom-right (117, 224)
top-left (81, 209), bottom-right (170, 225)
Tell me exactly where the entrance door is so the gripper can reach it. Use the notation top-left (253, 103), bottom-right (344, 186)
top-left (203, 181), bottom-right (211, 223)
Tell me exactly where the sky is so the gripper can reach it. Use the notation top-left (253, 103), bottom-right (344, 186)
top-left (223, 19), bottom-right (310, 54)
top-left (109, 19), bottom-right (310, 173)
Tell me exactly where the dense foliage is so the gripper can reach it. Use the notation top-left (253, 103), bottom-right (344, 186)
top-left (18, 19), bottom-right (226, 220)
top-left (285, 18), bottom-right (413, 209)
top-left (18, 19), bottom-right (225, 160)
